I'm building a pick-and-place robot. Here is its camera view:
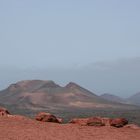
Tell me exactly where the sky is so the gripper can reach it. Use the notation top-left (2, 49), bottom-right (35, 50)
top-left (0, 0), bottom-right (140, 97)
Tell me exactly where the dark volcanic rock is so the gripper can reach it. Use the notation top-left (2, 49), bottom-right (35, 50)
top-left (110, 118), bottom-right (128, 128)
top-left (69, 117), bottom-right (111, 126)
top-left (69, 117), bottom-right (129, 128)
top-left (69, 118), bottom-right (89, 126)
top-left (87, 117), bottom-right (105, 126)
top-left (35, 112), bottom-right (62, 123)
top-left (87, 117), bottom-right (112, 126)
top-left (0, 107), bottom-right (10, 116)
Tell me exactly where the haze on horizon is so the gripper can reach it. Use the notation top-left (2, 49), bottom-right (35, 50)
top-left (0, 0), bottom-right (140, 97)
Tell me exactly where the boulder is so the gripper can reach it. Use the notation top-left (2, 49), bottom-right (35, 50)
top-left (69, 117), bottom-right (129, 127)
top-left (35, 112), bottom-right (62, 123)
top-left (110, 118), bottom-right (128, 128)
top-left (69, 117), bottom-right (112, 126)
top-left (69, 118), bottom-right (88, 126)
top-left (87, 117), bottom-right (105, 126)
top-left (0, 107), bottom-right (10, 116)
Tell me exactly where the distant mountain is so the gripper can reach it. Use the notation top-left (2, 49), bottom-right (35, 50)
top-left (127, 92), bottom-right (140, 106)
top-left (101, 93), bottom-right (140, 106)
top-left (0, 80), bottom-right (137, 114)
top-left (100, 93), bottom-right (125, 104)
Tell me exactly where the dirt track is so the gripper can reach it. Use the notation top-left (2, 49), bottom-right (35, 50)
top-left (0, 116), bottom-right (140, 140)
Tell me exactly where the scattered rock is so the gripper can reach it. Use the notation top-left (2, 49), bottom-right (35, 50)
top-left (35, 112), bottom-right (62, 123)
top-left (110, 118), bottom-right (128, 128)
top-left (0, 107), bottom-right (10, 116)
top-left (69, 117), bottom-right (128, 127)
top-left (69, 117), bottom-right (111, 126)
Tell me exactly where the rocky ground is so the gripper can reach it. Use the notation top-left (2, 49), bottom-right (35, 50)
top-left (0, 116), bottom-right (140, 140)
top-left (0, 107), bottom-right (140, 140)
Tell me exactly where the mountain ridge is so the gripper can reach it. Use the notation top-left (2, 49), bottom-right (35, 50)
top-left (0, 80), bottom-right (136, 111)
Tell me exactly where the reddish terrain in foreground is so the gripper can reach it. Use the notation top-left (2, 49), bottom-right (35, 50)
top-left (0, 116), bottom-right (140, 140)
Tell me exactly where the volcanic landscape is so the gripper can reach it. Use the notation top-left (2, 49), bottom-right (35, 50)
top-left (0, 80), bottom-right (140, 140)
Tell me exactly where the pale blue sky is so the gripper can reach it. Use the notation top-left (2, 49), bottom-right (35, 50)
top-left (0, 0), bottom-right (140, 97)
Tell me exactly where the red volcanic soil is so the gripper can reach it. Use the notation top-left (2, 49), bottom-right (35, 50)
top-left (0, 116), bottom-right (140, 140)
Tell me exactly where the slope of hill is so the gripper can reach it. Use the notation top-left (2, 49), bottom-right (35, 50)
top-left (127, 92), bottom-right (140, 106)
top-left (100, 93), bottom-right (140, 106)
top-left (100, 93), bottom-right (125, 104)
top-left (0, 80), bottom-right (135, 112)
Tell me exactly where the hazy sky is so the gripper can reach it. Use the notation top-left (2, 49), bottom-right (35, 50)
top-left (0, 0), bottom-right (140, 97)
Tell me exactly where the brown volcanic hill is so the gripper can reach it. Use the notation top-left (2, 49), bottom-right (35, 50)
top-left (0, 80), bottom-right (137, 112)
